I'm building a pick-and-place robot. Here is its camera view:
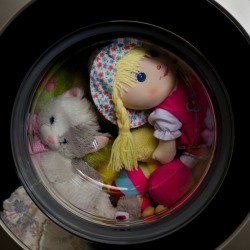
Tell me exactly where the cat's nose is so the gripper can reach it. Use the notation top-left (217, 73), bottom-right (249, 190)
top-left (47, 135), bottom-right (55, 144)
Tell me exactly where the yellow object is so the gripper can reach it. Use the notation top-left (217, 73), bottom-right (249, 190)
top-left (139, 161), bottom-right (160, 177)
top-left (83, 123), bottom-right (159, 184)
top-left (97, 162), bottom-right (120, 185)
top-left (132, 124), bottom-right (159, 162)
top-left (155, 205), bottom-right (167, 214)
top-left (142, 206), bottom-right (155, 218)
top-left (83, 139), bottom-right (120, 184)
top-left (83, 140), bottom-right (113, 169)
top-left (109, 48), bottom-right (148, 172)
top-left (109, 85), bottom-right (137, 171)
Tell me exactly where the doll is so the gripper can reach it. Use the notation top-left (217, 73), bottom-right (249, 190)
top-left (90, 38), bottom-right (211, 207)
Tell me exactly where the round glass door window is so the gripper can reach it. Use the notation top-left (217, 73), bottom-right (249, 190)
top-left (28, 37), bottom-right (215, 222)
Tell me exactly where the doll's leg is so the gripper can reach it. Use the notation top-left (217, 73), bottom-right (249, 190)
top-left (148, 158), bottom-right (194, 207)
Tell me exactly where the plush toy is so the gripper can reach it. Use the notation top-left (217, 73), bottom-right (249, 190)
top-left (83, 138), bottom-right (119, 185)
top-left (30, 87), bottom-right (141, 220)
top-left (89, 38), bottom-right (212, 208)
top-left (28, 63), bottom-right (85, 155)
top-left (110, 161), bottom-right (162, 217)
top-left (82, 121), bottom-right (160, 217)
top-left (83, 122), bottom-right (160, 217)
top-left (131, 124), bottom-right (159, 162)
top-left (33, 63), bottom-right (85, 114)
top-left (83, 123), bottom-right (158, 185)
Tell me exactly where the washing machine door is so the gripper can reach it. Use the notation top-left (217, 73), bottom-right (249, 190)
top-left (1, 1), bottom-right (249, 249)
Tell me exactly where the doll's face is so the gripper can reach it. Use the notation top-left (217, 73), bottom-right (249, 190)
top-left (121, 55), bottom-right (176, 110)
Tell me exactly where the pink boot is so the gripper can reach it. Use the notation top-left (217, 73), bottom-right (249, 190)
top-left (148, 158), bottom-right (193, 207)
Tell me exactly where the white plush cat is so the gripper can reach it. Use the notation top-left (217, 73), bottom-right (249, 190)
top-left (31, 87), bottom-right (140, 220)
top-left (37, 87), bottom-right (101, 154)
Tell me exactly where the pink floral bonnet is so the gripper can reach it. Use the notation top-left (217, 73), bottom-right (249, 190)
top-left (89, 37), bottom-right (150, 128)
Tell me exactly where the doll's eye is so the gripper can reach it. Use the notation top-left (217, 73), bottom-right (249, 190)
top-left (49, 116), bottom-right (55, 125)
top-left (137, 72), bottom-right (146, 82)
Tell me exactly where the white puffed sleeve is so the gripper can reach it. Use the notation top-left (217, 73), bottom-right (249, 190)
top-left (148, 108), bottom-right (182, 141)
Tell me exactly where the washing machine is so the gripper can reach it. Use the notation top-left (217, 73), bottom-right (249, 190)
top-left (0, 0), bottom-right (249, 249)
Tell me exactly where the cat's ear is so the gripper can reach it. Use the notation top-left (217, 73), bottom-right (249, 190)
top-left (63, 87), bottom-right (84, 98)
top-left (91, 136), bottom-right (110, 152)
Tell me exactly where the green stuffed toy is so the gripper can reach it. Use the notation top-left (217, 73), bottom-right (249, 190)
top-left (32, 62), bottom-right (85, 114)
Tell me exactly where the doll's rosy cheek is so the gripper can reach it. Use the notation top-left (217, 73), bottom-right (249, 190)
top-left (149, 87), bottom-right (159, 97)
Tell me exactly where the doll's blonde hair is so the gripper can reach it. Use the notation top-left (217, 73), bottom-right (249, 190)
top-left (109, 47), bottom-right (148, 171)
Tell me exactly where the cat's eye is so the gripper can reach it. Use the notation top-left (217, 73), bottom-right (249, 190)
top-left (49, 116), bottom-right (55, 125)
top-left (62, 138), bottom-right (68, 144)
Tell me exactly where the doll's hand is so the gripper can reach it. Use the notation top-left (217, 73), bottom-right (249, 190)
top-left (152, 139), bottom-right (176, 164)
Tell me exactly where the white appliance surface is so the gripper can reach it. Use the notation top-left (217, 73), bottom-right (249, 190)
top-left (213, 0), bottom-right (250, 37)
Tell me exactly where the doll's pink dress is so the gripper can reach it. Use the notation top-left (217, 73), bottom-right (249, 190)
top-left (148, 77), bottom-right (211, 206)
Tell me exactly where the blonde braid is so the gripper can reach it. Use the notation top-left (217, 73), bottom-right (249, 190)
top-left (109, 86), bottom-right (137, 171)
top-left (109, 47), bottom-right (148, 171)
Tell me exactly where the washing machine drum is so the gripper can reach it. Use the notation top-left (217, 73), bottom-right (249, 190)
top-left (2, 1), bottom-right (249, 248)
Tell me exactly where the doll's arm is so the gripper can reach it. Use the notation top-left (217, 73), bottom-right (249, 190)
top-left (148, 109), bottom-right (181, 164)
top-left (152, 139), bottom-right (176, 164)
